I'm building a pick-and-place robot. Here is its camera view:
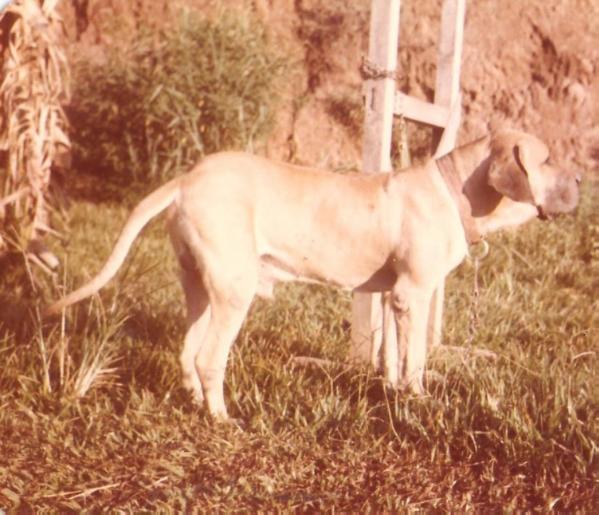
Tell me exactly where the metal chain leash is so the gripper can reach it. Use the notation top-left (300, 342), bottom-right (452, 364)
top-left (466, 239), bottom-right (489, 345)
top-left (359, 56), bottom-right (398, 81)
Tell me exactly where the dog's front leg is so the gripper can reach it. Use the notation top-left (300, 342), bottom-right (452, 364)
top-left (391, 282), bottom-right (433, 394)
top-left (382, 292), bottom-right (399, 388)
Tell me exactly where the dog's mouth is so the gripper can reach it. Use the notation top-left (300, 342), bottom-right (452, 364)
top-left (536, 204), bottom-right (550, 221)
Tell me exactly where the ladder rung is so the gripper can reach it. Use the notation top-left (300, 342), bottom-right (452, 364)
top-left (393, 91), bottom-right (450, 128)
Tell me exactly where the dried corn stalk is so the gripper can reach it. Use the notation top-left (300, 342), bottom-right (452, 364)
top-left (0, 0), bottom-right (70, 262)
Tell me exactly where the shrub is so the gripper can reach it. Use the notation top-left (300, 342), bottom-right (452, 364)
top-left (69, 10), bottom-right (286, 187)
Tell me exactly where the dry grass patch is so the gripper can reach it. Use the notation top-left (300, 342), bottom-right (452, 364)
top-left (0, 0), bottom-right (70, 257)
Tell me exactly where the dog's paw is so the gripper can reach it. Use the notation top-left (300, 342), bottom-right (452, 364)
top-left (211, 414), bottom-right (246, 432)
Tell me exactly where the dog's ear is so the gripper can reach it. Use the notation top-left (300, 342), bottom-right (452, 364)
top-left (487, 141), bottom-right (536, 203)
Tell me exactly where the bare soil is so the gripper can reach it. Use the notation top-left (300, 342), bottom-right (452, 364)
top-left (60, 0), bottom-right (598, 174)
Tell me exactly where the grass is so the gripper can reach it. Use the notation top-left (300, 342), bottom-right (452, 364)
top-left (0, 180), bottom-right (596, 510)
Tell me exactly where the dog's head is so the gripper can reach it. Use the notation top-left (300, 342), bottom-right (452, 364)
top-left (487, 131), bottom-right (580, 219)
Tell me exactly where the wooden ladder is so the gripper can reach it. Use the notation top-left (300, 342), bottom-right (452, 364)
top-left (350, 0), bottom-right (466, 366)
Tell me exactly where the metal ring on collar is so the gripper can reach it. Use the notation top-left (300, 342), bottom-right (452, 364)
top-left (468, 238), bottom-right (489, 261)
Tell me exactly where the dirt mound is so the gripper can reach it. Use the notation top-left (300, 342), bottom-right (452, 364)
top-left (61, 0), bottom-right (598, 175)
top-left (460, 1), bottom-right (598, 175)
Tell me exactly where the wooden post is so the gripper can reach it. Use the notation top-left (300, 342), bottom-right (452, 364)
top-left (428, 0), bottom-right (466, 349)
top-left (432, 0), bottom-right (465, 153)
top-left (350, 0), bottom-right (401, 366)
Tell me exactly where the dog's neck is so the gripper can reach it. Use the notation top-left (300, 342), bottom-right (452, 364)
top-left (449, 135), bottom-right (538, 236)
top-left (435, 154), bottom-right (483, 244)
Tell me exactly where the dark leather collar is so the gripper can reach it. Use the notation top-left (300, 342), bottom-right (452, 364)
top-left (435, 154), bottom-right (483, 245)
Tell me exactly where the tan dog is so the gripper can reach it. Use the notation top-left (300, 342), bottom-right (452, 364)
top-left (46, 130), bottom-right (580, 421)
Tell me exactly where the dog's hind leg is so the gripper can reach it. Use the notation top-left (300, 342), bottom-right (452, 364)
top-left (169, 213), bottom-right (211, 404)
top-left (170, 202), bottom-right (258, 420)
top-left (195, 270), bottom-right (256, 421)
top-left (179, 266), bottom-right (210, 404)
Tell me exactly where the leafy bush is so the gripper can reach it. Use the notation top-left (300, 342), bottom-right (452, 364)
top-left (69, 10), bottom-right (286, 186)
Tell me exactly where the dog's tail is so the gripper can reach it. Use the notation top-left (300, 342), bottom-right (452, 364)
top-left (45, 177), bottom-right (181, 317)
